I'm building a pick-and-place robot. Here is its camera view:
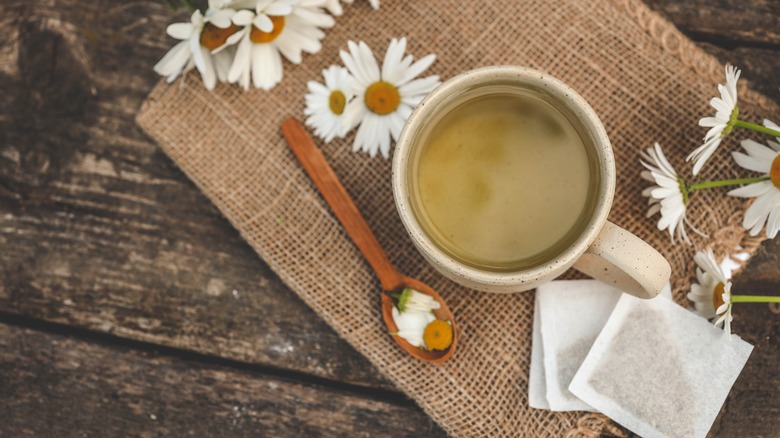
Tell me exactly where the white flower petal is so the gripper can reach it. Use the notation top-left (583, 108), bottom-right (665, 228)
top-left (398, 75), bottom-right (440, 98)
top-left (727, 181), bottom-right (772, 198)
top-left (688, 136), bottom-right (722, 175)
top-left (742, 192), bottom-right (776, 235)
top-left (741, 139), bottom-right (779, 164)
top-left (228, 33), bottom-right (251, 84)
top-left (763, 119), bottom-right (780, 132)
top-left (253, 14), bottom-right (274, 32)
top-left (732, 151), bottom-right (771, 174)
top-left (198, 46), bottom-right (217, 90)
top-left (322, 0), bottom-right (343, 15)
top-left (167, 22), bottom-right (194, 40)
top-left (766, 202), bottom-right (780, 238)
top-left (251, 43), bottom-right (283, 90)
top-left (357, 41), bottom-right (380, 83)
top-left (381, 37), bottom-right (406, 83)
top-left (154, 40), bottom-right (192, 77)
top-left (398, 53), bottom-right (436, 85)
top-left (232, 9), bottom-right (256, 25)
top-left (212, 47), bottom-right (232, 82)
top-left (209, 9), bottom-right (236, 28)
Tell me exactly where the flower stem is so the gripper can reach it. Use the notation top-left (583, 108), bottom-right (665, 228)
top-left (688, 176), bottom-right (769, 191)
top-left (733, 120), bottom-right (780, 138)
top-left (731, 295), bottom-right (780, 303)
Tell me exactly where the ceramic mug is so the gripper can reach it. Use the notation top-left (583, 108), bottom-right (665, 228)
top-left (392, 66), bottom-right (671, 297)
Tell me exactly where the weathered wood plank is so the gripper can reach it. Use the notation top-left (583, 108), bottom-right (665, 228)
top-left (0, 0), bottom-right (390, 389)
top-left (0, 323), bottom-right (446, 437)
top-left (644, 0), bottom-right (780, 46)
top-left (644, 0), bottom-right (780, 103)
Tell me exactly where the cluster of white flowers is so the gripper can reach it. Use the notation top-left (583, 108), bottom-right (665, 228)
top-left (642, 66), bottom-right (780, 244)
top-left (154, 0), bottom-right (380, 91)
top-left (640, 68), bottom-right (780, 337)
top-left (304, 38), bottom-right (440, 158)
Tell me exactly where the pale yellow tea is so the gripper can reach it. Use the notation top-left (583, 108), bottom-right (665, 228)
top-left (412, 92), bottom-right (597, 271)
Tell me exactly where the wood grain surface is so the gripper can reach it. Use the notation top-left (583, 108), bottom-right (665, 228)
top-left (0, 323), bottom-right (444, 437)
top-left (0, 0), bottom-right (778, 436)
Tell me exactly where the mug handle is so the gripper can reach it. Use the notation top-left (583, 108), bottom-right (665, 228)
top-left (572, 221), bottom-right (671, 299)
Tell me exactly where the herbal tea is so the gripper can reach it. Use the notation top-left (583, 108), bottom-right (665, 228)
top-left (412, 92), bottom-right (596, 271)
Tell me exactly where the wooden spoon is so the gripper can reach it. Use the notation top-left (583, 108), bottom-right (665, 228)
top-left (281, 118), bottom-right (457, 363)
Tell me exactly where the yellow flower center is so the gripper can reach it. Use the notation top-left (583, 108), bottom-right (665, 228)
top-left (365, 81), bottom-right (400, 115)
top-left (423, 319), bottom-right (453, 351)
top-left (770, 154), bottom-right (780, 189)
top-left (713, 282), bottom-right (726, 310)
top-left (200, 22), bottom-right (240, 51)
top-left (250, 16), bottom-right (285, 43)
top-left (329, 90), bottom-right (346, 115)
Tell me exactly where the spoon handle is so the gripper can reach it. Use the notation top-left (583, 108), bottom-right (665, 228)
top-left (281, 118), bottom-right (404, 292)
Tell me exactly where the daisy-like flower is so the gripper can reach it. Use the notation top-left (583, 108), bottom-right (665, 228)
top-left (340, 38), bottom-right (440, 158)
top-left (687, 65), bottom-right (741, 175)
top-left (687, 249), bottom-right (733, 336)
top-left (154, 2), bottom-right (239, 90)
top-left (640, 143), bottom-right (697, 245)
top-left (227, 0), bottom-right (334, 90)
top-left (304, 66), bottom-right (355, 142)
top-left (727, 137), bottom-right (780, 238)
top-left (390, 288), bottom-right (442, 348)
top-left (391, 306), bottom-right (435, 348)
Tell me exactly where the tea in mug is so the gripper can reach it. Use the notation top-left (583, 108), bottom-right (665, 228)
top-left (412, 92), bottom-right (598, 271)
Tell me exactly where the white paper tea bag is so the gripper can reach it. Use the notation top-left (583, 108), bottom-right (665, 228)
top-left (536, 280), bottom-right (624, 411)
top-left (569, 293), bottom-right (753, 438)
top-left (528, 296), bottom-right (550, 409)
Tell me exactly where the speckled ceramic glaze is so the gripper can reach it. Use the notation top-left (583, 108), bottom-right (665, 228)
top-left (392, 66), bottom-right (670, 297)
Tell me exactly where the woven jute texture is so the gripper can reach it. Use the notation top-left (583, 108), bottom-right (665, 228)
top-left (137, 0), bottom-right (779, 436)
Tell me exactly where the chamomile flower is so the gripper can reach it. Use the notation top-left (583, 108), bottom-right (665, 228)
top-left (228, 0), bottom-right (334, 90)
top-left (391, 306), bottom-right (435, 348)
top-left (340, 38), bottom-right (440, 158)
top-left (304, 66), bottom-right (355, 142)
top-left (687, 65), bottom-right (741, 175)
top-left (688, 249), bottom-right (733, 335)
top-left (640, 143), bottom-right (696, 245)
top-left (154, 4), bottom-right (239, 90)
top-left (727, 137), bottom-right (780, 238)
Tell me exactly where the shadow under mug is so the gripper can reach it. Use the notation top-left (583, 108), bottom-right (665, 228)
top-left (392, 66), bottom-right (671, 297)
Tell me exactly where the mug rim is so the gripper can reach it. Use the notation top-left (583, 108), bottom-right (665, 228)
top-left (392, 65), bottom-right (616, 290)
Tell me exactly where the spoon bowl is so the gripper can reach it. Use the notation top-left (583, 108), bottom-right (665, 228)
top-left (281, 118), bottom-right (457, 363)
top-left (382, 278), bottom-right (457, 363)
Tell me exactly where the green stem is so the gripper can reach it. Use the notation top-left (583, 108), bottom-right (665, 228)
top-left (734, 120), bottom-right (780, 138)
top-left (688, 176), bottom-right (769, 191)
top-left (731, 295), bottom-right (780, 304)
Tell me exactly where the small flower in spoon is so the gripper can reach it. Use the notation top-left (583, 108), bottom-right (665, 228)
top-left (281, 118), bottom-right (457, 363)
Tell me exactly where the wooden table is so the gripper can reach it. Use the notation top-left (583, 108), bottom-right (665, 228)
top-left (1, 1), bottom-right (778, 436)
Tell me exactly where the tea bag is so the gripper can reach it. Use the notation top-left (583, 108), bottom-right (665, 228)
top-left (537, 280), bottom-right (622, 411)
top-left (528, 280), bottom-right (672, 411)
top-left (528, 297), bottom-right (550, 409)
top-left (569, 293), bottom-right (753, 438)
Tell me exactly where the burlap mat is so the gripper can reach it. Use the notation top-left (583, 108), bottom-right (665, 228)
top-left (136, 0), bottom-right (779, 436)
